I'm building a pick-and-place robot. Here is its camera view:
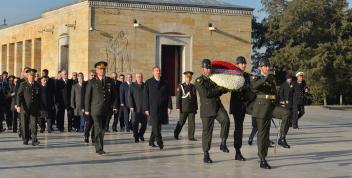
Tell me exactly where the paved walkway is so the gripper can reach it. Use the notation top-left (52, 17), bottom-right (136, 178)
top-left (0, 107), bottom-right (351, 178)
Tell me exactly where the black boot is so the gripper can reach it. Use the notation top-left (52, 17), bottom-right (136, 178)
top-left (220, 139), bottom-right (229, 153)
top-left (134, 137), bottom-right (139, 143)
top-left (203, 152), bottom-right (213, 163)
top-left (149, 142), bottom-right (157, 147)
top-left (32, 139), bottom-right (40, 146)
top-left (278, 136), bottom-right (290, 148)
top-left (260, 158), bottom-right (271, 169)
top-left (235, 149), bottom-right (246, 161)
top-left (84, 137), bottom-right (89, 143)
top-left (174, 122), bottom-right (182, 140)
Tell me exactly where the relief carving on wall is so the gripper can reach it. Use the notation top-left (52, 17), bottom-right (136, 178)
top-left (105, 30), bottom-right (131, 73)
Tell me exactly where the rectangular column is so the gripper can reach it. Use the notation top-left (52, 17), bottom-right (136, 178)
top-left (7, 43), bottom-right (15, 75)
top-left (33, 38), bottom-right (41, 71)
top-left (24, 40), bottom-right (32, 68)
top-left (15, 41), bottom-right (23, 76)
top-left (1, 44), bottom-right (7, 72)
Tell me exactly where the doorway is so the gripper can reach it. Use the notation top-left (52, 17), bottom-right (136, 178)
top-left (161, 45), bottom-right (183, 96)
top-left (60, 45), bottom-right (69, 71)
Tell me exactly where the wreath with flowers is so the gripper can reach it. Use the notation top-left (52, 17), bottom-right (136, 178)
top-left (209, 60), bottom-right (245, 91)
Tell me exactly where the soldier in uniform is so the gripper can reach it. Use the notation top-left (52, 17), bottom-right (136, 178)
top-left (291, 72), bottom-right (307, 129)
top-left (16, 69), bottom-right (41, 146)
top-left (174, 71), bottom-right (198, 141)
top-left (195, 59), bottom-right (230, 164)
top-left (84, 61), bottom-right (118, 155)
top-left (16, 67), bottom-right (31, 138)
top-left (229, 56), bottom-right (255, 161)
top-left (250, 59), bottom-right (291, 169)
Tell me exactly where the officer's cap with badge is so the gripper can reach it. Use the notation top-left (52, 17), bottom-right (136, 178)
top-left (201, 59), bottom-right (212, 69)
top-left (236, 56), bottom-right (247, 64)
top-left (95, 61), bottom-right (108, 69)
top-left (26, 68), bottom-right (37, 76)
top-left (183, 71), bottom-right (194, 78)
top-left (258, 59), bottom-right (271, 67)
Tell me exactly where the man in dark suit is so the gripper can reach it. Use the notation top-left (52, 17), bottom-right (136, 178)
top-left (39, 76), bottom-right (55, 133)
top-left (174, 71), bottom-right (198, 141)
top-left (83, 70), bottom-right (96, 143)
top-left (85, 61), bottom-right (118, 155)
top-left (55, 70), bottom-right (74, 132)
top-left (279, 74), bottom-right (293, 109)
top-left (42, 69), bottom-right (56, 131)
top-left (129, 73), bottom-right (147, 143)
top-left (109, 72), bottom-right (122, 132)
top-left (8, 76), bottom-right (18, 133)
top-left (143, 66), bottom-right (172, 150)
top-left (16, 69), bottom-right (41, 146)
top-left (195, 59), bottom-right (230, 164)
top-left (120, 74), bottom-right (132, 132)
top-left (117, 74), bottom-right (126, 130)
top-left (71, 73), bottom-right (86, 132)
top-left (229, 56), bottom-right (254, 161)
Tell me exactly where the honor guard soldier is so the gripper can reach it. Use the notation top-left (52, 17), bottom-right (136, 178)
top-left (195, 59), bottom-right (230, 164)
top-left (229, 56), bottom-right (255, 161)
top-left (16, 69), bottom-right (41, 146)
top-left (174, 71), bottom-right (198, 141)
top-left (84, 61), bottom-right (118, 155)
top-left (250, 59), bottom-right (291, 169)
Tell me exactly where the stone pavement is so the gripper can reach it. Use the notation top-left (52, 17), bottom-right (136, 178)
top-left (0, 107), bottom-right (351, 178)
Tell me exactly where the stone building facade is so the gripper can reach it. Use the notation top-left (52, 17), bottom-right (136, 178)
top-left (0, 0), bottom-right (253, 95)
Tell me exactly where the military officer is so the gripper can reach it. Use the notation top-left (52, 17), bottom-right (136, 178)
top-left (84, 61), bottom-right (118, 155)
top-left (250, 59), bottom-right (291, 169)
top-left (229, 56), bottom-right (255, 161)
top-left (195, 59), bottom-right (230, 164)
top-left (174, 71), bottom-right (198, 141)
top-left (16, 69), bottom-right (41, 146)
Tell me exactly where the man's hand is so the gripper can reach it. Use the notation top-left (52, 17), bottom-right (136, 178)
top-left (130, 108), bottom-right (134, 112)
top-left (84, 111), bottom-right (90, 116)
top-left (168, 109), bottom-right (172, 115)
top-left (121, 104), bottom-right (124, 107)
top-left (177, 109), bottom-right (181, 112)
top-left (16, 107), bottom-right (21, 113)
top-left (113, 108), bottom-right (118, 113)
top-left (81, 109), bottom-right (85, 113)
top-left (145, 111), bottom-right (150, 116)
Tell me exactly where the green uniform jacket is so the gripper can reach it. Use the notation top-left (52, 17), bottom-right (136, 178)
top-left (176, 83), bottom-right (198, 113)
top-left (195, 75), bottom-right (226, 118)
top-left (84, 77), bottom-right (118, 116)
top-left (250, 74), bottom-right (277, 119)
top-left (16, 81), bottom-right (42, 117)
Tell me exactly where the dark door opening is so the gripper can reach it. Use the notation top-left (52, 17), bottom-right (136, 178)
top-left (161, 45), bottom-right (182, 96)
top-left (60, 45), bottom-right (69, 71)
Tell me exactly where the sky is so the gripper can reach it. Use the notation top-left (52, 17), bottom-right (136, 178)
top-left (0, 0), bottom-right (351, 26)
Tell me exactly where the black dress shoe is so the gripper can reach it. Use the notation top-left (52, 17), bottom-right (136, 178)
top-left (134, 137), bottom-right (139, 143)
top-left (23, 141), bottom-right (29, 145)
top-left (40, 130), bottom-right (44, 133)
top-left (260, 159), bottom-right (271, 169)
top-left (203, 152), bottom-right (213, 164)
top-left (278, 138), bottom-right (291, 148)
top-left (13, 130), bottom-right (17, 133)
top-left (248, 139), bottom-right (253, 145)
top-left (84, 138), bottom-right (89, 143)
top-left (113, 129), bottom-right (118, 132)
top-left (96, 150), bottom-right (106, 155)
top-left (220, 144), bottom-right (230, 153)
top-left (189, 138), bottom-right (197, 141)
top-left (235, 152), bottom-right (246, 161)
top-left (32, 140), bottom-right (40, 146)
top-left (149, 142), bottom-right (157, 147)
top-left (157, 142), bottom-right (164, 150)
top-left (139, 136), bottom-right (145, 142)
